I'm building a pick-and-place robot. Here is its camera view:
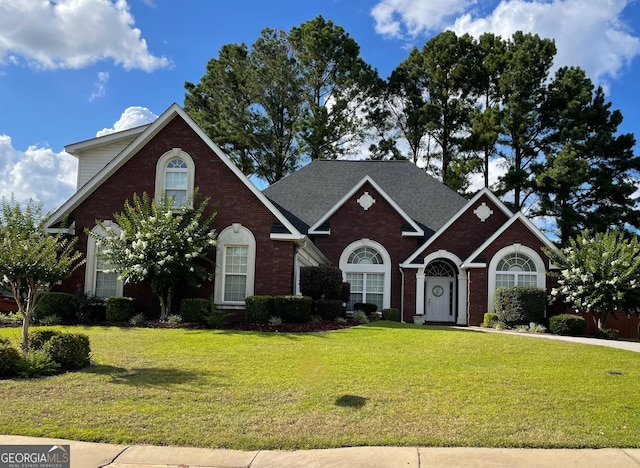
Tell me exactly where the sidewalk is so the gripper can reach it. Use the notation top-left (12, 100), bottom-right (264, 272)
top-left (2, 435), bottom-right (640, 468)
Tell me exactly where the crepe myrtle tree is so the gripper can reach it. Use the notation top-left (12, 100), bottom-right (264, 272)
top-left (0, 196), bottom-right (84, 353)
top-left (545, 230), bottom-right (640, 330)
top-left (90, 192), bottom-right (218, 321)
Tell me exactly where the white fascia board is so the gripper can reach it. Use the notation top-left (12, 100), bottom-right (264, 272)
top-left (47, 103), bottom-right (305, 241)
top-left (64, 125), bottom-right (149, 156)
top-left (402, 188), bottom-right (514, 266)
top-left (308, 175), bottom-right (424, 237)
top-left (462, 212), bottom-right (558, 265)
top-left (295, 236), bottom-right (330, 265)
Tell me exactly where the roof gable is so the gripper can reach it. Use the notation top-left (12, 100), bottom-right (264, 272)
top-left (308, 176), bottom-right (424, 237)
top-left (47, 104), bottom-right (305, 241)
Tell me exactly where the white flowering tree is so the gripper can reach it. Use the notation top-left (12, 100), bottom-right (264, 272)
top-left (0, 197), bottom-right (84, 352)
top-left (546, 230), bottom-right (640, 329)
top-left (90, 192), bottom-right (217, 321)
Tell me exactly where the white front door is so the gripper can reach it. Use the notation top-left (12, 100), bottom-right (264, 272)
top-left (426, 277), bottom-right (454, 322)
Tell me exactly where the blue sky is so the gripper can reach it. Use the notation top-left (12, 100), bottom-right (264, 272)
top-left (1, 0), bottom-right (640, 214)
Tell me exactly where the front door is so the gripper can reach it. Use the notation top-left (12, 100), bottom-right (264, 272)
top-left (426, 276), bottom-right (454, 322)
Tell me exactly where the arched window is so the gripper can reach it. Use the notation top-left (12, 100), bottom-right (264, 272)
top-left (340, 240), bottom-right (391, 312)
top-left (155, 148), bottom-right (195, 208)
top-left (214, 224), bottom-right (256, 305)
top-left (85, 222), bottom-right (123, 299)
top-left (495, 253), bottom-right (537, 288)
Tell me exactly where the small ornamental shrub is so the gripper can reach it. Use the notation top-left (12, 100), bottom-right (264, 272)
top-left (353, 303), bottom-right (377, 315)
top-left (482, 313), bottom-right (499, 328)
top-left (494, 286), bottom-right (546, 326)
top-left (382, 308), bottom-right (400, 322)
top-left (167, 314), bottom-right (182, 325)
top-left (352, 310), bottom-right (370, 324)
top-left (300, 266), bottom-right (344, 300)
top-left (39, 314), bottom-right (62, 326)
top-left (245, 296), bottom-right (274, 324)
top-left (28, 330), bottom-right (62, 351)
top-left (73, 291), bottom-right (104, 323)
top-left (593, 328), bottom-right (620, 340)
top-left (106, 297), bottom-right (136, 322)
top-left (0, 345), bottom-right (22, 377)
top-left (180, 298), bottom-right (210, 323)
top-left (34, 292), bottom-right (76, 322)
top-left (129, 313), bottom-right (145, 326)
top-left (18, 348), bottom-right (60, 378)
top-left (47, 333), bottom-right (91, 370)
top-left (273, 296), bottom-right (313, 323)
top-left (268, 316), bottom-right (283, 326)
top-left (335, 316), bottom-right (347, 324)
top-left (315, 299), bottom-right (346, 320)
top-left (206, 309), bottom-right (233, 328)
top-left (549, 314), bottom-right (586, 336)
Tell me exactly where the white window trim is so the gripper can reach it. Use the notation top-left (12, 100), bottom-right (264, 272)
top-left (339, 239), bottom-right (391, 311)
top-left (155, 148), bottom-right (195, 208)
top-left (214, 224), bottom-right (256, 306)
top-left (487, 244), bottom-right (546, 312)
top-left (85, 221), bottom-right (123, 299)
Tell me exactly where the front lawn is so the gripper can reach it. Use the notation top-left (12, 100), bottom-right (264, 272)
top-left (0, 322), bottom-right (638, 449)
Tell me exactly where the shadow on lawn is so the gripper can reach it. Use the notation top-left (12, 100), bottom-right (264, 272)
top-left (335, 394), bottom-right (368, 409)
top-left (82, 364), bottom-right (216, 388)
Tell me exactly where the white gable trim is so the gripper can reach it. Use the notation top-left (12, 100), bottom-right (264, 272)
top-left (47, 104), bottom-right (305, 241)
top-left (65, 125), bottom-right (149, 156)
top-left (308, 175), bottom-right (424, 237)
top-left (461, 212), bottom-right (558, 268)
top-left (401, 188), bottom-right (513, 267)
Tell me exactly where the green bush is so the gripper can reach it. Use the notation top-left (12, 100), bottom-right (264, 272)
top-left (34, 292), bottom-right (76, 322)
top-left (549, 314), bottom-right (586, 336)
top-left (180, 298), bottom-right (210, 322)
top-left (245, 296), bottom-right (274, 323)
top-left (593, 328), bottom-right (620, 340)
top-left (482, 313), bottom-right (499, 328)
top-left (352, 310), bottom-right (369, 324)
top-left (382, 308), bottom-right (400, 322)
top-left (47, 333), bottom-right (91, 370)
top-left (207, 309), bottom-right (233, 328)
top-left (105, 297), bottom-right (136, 322)
top-left (28, 329), bottom-right (62, 350)
top-left (0, 345), bottom-right (22, 377)
top-left (0, 337), bottom-right (11, 346)
top-left (273, 295), bottom-right (313, 323)
top-left (73, 291), bottom-right (105, 322)
top-left (300, 266), bottom-right (344, 300)
top-left (494, 286), bottom-right (546, 326)
top-left (18, 348), bottom-right (60, 378)
top-left (353, 303), bottom-right (377, 315)
top-left (315, 300), bottom-right (346, 320)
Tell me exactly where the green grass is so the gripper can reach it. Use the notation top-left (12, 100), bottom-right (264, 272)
top-left (0, 322), bottom-right (639, 449)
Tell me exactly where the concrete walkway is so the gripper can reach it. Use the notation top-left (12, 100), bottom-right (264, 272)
top-left (1, 435), bottom-right (640, 468)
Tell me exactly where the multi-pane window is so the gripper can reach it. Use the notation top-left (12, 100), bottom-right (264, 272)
top-left (165, 158), bottom-right (188, 207)
top-left (495, 253), bottom-right (537, 289)
top-left (348, 247), bottom-right (383, 265)
top-left (94, 247), bottom-right (117, 298)
top-left (345, 246), bottom-right (385, 311)
top-left (223, 246), bottom-right (248, 302)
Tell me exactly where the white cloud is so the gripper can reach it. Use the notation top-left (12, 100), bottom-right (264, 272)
top-left (89, 71), bottom-right (110, 102)
top-left (371, 0), bottom-right (640, 83)
top-left (0, 0), bottom-right (169, 71)
top-left (96, 106), bottom-right (158, 137)
top-left (0, 135), bottom-right (77, 213)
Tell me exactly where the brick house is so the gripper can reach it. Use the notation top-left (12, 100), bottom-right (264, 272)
top-left (47, 103), bottom-right (558, 325)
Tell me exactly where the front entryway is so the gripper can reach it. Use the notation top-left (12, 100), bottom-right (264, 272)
top-left (424, 260), bottom-right (456, 323)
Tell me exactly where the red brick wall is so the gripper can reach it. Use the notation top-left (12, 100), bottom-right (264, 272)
top-left (312, 181), bottom-right (420, 311)
top-left (60, 115), bottom-right (295, 317)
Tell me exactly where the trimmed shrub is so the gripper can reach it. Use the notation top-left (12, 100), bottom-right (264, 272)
top-left (73, 291), bottom-right (105, 322)
top-left (340, 282), bottom-right (351, 304)
top-left (549, 314), bottom-right (586, 336)
top-left (18, 348), bottom-right (60, 378)
top-left (482, 313), bottom-right (499, 328)
top-left (494, 286), bottom-right (546, 326)
top-left (315, 300), bottom-right (346, 320)
top-left (273, 295), bottom-right (313, 323)
top-left (106, 297), bottom-right (136, 322)
top-left (300, 266), bottom-right (344, 300)
top-left (34, 292), bottom-right (76, 322)
top-left (47, 333), bottom-right (91, 370)
top-left (353, 303), bottom-right (377, 315)
top-left (180, 298), bottom-right (210, 323)
top-left (593, 328), bottom-right (620, 340)
top-left (28, 330), bottom-right (62, 350)
top-left (245, 296), bottom-right (274, 324)
top-left (0, 345), bottom-right (21, 377)
top-left (382, 308), bottom-right (400, 322)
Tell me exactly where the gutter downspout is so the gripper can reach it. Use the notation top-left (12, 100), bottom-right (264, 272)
top-left (399, 266), bottom-right (405, 323)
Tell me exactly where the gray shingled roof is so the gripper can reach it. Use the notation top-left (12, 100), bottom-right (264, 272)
top-left (263, 160), bottom-right (468, 237)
